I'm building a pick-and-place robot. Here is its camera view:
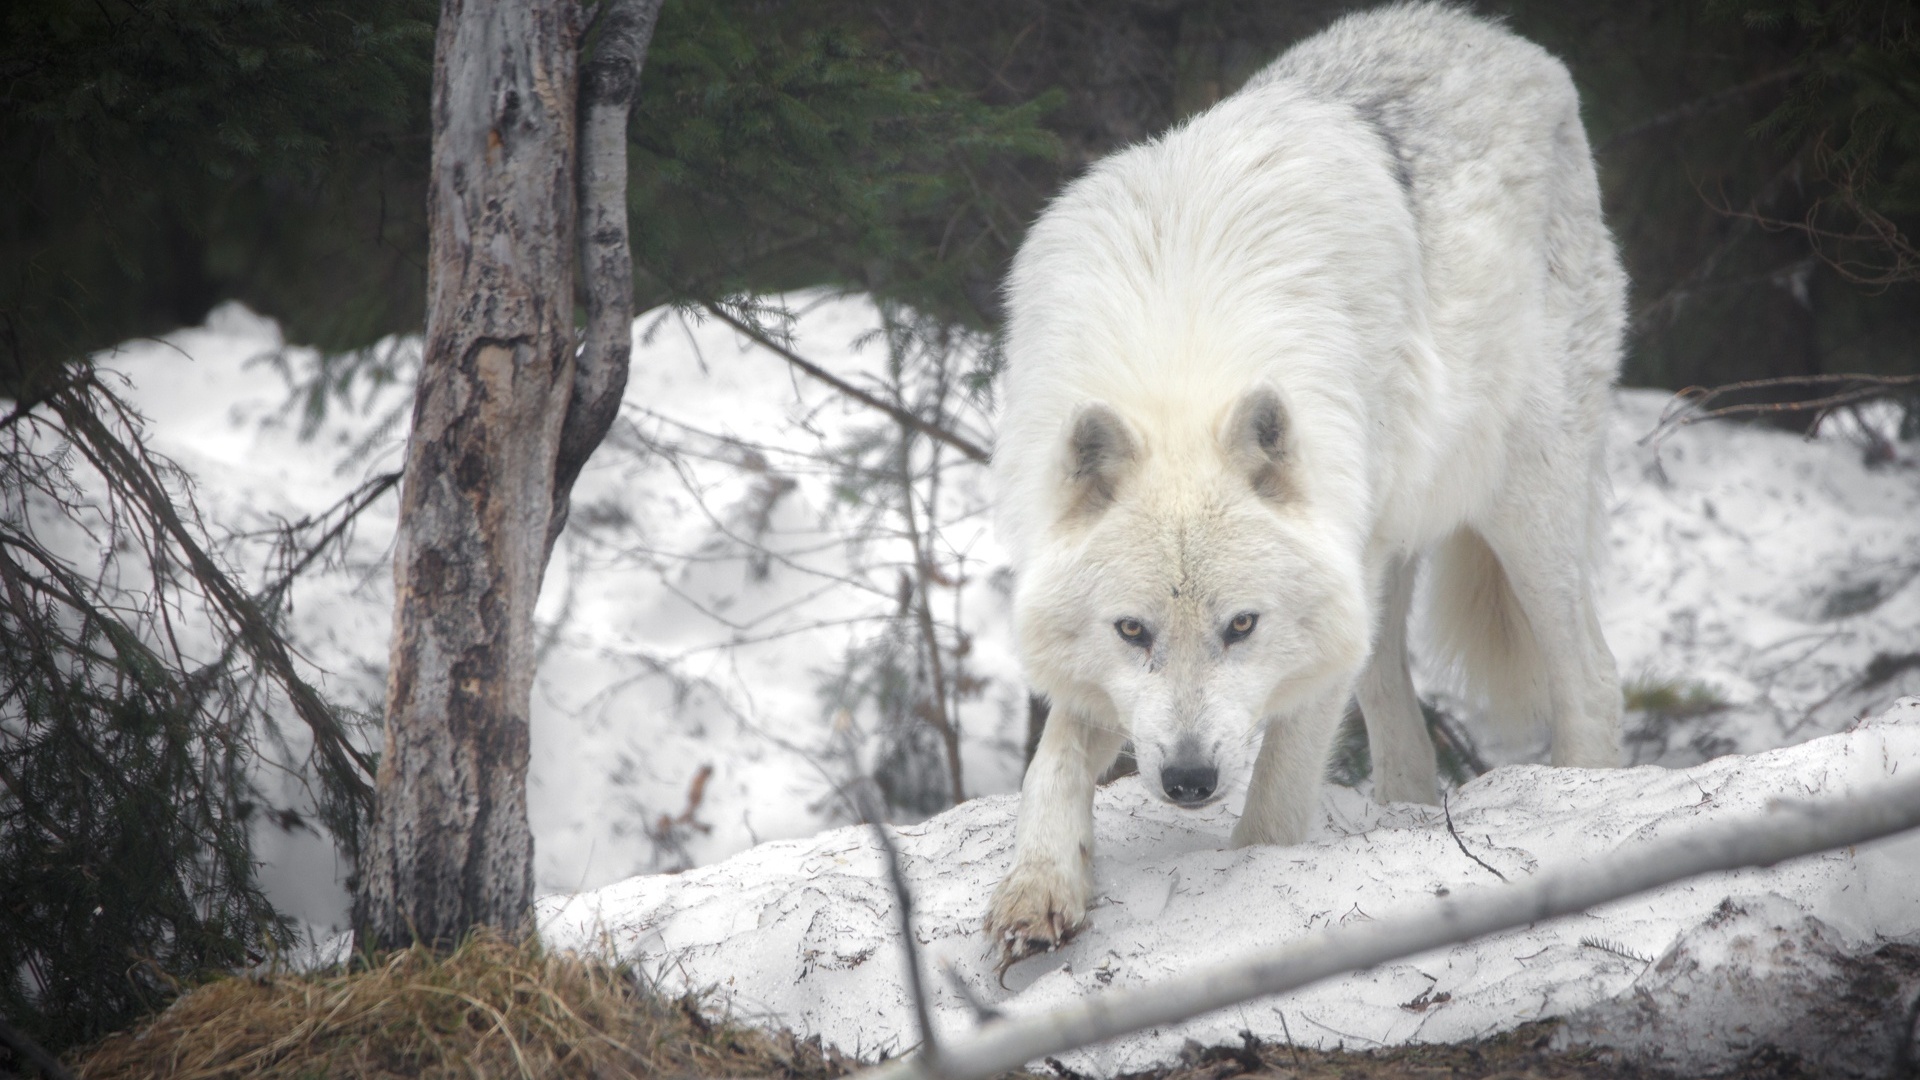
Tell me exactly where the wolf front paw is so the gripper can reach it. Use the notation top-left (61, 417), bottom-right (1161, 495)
top-left (984, 863), bottom-right (1086, 978)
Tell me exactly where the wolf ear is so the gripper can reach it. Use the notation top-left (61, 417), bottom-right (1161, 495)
top-left (1224, 385), bottom-right (1293, 501)
top-left (1062, 402), bottom-right (1138, 520)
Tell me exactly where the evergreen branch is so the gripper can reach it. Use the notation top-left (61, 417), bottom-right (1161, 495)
top-left (860, 774), bottom-right (1920, 1080)
top-left (46, 385), bottom-right (377, 800)
top-left (1579, 936), bottom-right (1653, 964)
top-left (256, 469), bottom-right (403, 611)
top-left (701, 302), bottom-right (992, 465)
top-left (1599, 66), bottom-right (1801, 153)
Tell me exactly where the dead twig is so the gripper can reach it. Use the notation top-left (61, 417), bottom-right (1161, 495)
top-left (1442, 791), bottom-right (1507, 883)
top-left (1639, 372), bottom-right (1920, 451)
top-left (1579, 936), bottom-right (1652, 964)
top-left (943, 963), bottom-right (1002, 1024)
top-left (702, 302), bottom-right (991, 465)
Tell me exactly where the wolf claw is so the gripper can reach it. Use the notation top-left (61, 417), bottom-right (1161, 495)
top-left (985, 866), bottom-right (1086, 980)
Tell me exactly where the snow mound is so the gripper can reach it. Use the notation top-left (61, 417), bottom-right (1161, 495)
top-left (540, 698), bottom-right (1920, 1074)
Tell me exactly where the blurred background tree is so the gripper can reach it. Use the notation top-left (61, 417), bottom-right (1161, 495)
top-left (5, 0), bottom-right (1919, 1058)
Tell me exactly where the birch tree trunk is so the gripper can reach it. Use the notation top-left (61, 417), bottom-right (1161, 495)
top-left (355, 0), bottom-right (582, 951)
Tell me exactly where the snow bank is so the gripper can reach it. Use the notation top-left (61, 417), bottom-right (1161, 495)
top-left (540, 698), bottom-right (1920, 1074)
top-left (1599, 393), bottom-right (1920, 767)
top-left (92, 296), bottom-right (1920, 949)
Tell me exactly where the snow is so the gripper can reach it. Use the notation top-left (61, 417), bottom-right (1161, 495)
top-left (75, 295), bottom-right (1920, 1069)
top-left (536, 700), bottom-right (1920, 1072)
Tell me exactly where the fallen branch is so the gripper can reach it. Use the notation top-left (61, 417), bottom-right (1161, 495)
top-left (701, 302), bottom-right (992, 465)
top-left (1638, 372), bottom-right (1920, 451)
top-left (861, 772), bottom-right (1920, 1080)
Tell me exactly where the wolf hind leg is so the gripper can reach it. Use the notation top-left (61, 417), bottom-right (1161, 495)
top-left (1477, 491), bottom-right (1622, 768)
top-left (1232, 688), bottom-right (1346, 847)
top-left (1357, 555), bottom-right (1439, 805)
top-left (985, 703), bottom-right (1124, 972)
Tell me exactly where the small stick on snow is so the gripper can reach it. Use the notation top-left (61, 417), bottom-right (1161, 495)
top-left (1443, 791), bottom-right (1508, 883)
top-left (858, 790), bottom-right (940, 1066)
top-left (859, 772), bottom-right (1920, 1080)
top-left (1276, 1011), bottom-right (1302, 1070)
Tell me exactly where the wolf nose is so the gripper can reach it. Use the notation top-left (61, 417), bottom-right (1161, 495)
top-left (1160, 763), bottom-right (1218, 806)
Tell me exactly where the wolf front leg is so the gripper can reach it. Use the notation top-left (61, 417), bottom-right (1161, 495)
top-left (1231, 689), bottom-right (1347, 847)
top-left (1356, 555), bottom-right (1440, 805)
top-left (985, 702), bottom-right (1124, 974)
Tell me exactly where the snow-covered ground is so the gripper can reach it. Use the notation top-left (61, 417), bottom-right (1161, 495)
top-left (540, 699), bottom-right (1920, 1075)
top-left (84, 295), bottom-right (1920, 1067)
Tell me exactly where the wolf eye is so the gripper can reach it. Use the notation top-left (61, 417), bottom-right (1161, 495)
top-left (1114, 618), bottom-right (1152, 647)
top-left (1224, 612), bottom-right (1259, 644)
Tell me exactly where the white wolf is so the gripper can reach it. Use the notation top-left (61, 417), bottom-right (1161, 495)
top-left (986, 2), bottom-right (1625, 966)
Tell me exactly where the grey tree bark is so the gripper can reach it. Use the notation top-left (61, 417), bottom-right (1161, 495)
top-left (551, 0), bottom-right (662, 555)
top-left (358, 0), bottom-right (656, 951)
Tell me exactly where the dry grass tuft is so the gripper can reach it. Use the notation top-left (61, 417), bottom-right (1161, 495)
top-left (72, 930), bottom-right (856, 1080)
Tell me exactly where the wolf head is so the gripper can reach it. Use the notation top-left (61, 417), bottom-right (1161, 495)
top-left (1015, 384), bottom-right (1369, 807)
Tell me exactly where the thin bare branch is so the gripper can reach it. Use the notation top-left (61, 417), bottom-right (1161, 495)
top-left (257, 469), bottom-right (403, 610)
top-left (861, 774), bottom-right (1920, 1080)
top-left (1638, 372), bottom-right (1920, 450)
top-left (701, 303), bottom-right (992, 465)
top-left (856, 788), bottom-right (939, 1065)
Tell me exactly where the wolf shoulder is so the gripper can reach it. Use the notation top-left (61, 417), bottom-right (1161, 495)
top-left (1252, 3), bottom-right (1589, 175)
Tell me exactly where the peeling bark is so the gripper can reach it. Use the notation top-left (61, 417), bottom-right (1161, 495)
top-left (356, 0), bottom-right (582, 951)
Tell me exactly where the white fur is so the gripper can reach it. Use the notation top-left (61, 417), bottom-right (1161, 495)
top-left (986, 3), bottom-right (1625, 963)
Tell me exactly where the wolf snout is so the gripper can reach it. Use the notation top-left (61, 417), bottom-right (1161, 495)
top-left (1159, 761), bottom-right (1219, 807)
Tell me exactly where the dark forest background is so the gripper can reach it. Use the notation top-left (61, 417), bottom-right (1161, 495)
top-left (4, 0), bottom-right (1919, 1058)
top-left (9, 0), bottom-right (1920, 400)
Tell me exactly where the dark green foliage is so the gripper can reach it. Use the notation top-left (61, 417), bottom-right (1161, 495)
top-left (628, 0), bottom-right (1061, 325)
top-left (0, 0), bottom-right (437, 391)
top-left (10, 0), bottom-right (1920, 406)
top-left (872, 0), bottom-right (1920, 413)
top-left (0, 602), bottom-right (288, 1052)
top-left (0, 375), bottom-right (379, 1053)
top-left (1503, 1), bottom-right (1920, 401)
top-left (1730, 0), bottom-right (1920, 267)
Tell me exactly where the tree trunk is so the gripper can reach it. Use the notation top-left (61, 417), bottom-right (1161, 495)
top-left (549, 0), bottom-right (662, 555)
top-left (355, 0), bottom-right (581, 951)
